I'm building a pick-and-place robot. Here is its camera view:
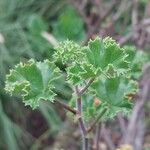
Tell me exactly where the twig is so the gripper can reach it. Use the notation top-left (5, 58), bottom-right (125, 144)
top-left (78, 117), bottom-right (89, 150)
top-left (55, 100), bottom-right (77, 115)
top-left (125, 62), bottom-right (150, 146)
top-left (117, 113), bottom-right (126, 138)
top-left (119, 18), bottom-right (150, 46)
top-left (85, 0), bottom-right (121, 44)
top-left (132, 0), bottom-right (138, 29)
top-left (134, 111), bottom-right (145, 150)
top-left (113, 0), bottom-right (132, 22)
top-left (30, 129), bottom-right (52, 150)
top-left (75, 86), bottom-right (82, 112)
top-left (95, 123), bottom-right (101, 150)
top-left (101, 0), bottom-right (119, 22)
top-left (71, 0), bottom-right (88, 25)
top-left (75, 86), bottom-right (89, 150)
top-left (79, 78), bottom-right (95, 96)
top-left (143, 0), bottom-right (150, 19)
top-left (101, 125), bottom-right (116, 150)
top-left (74, 76), bottom-right (103, 150)
top-left (87, 108), bottom-right (107, 133)
top-left (93, 123), bottom-right (101, 150)
top-left (119, 32), bottom-right (133, 46)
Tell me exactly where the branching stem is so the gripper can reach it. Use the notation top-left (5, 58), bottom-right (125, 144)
top-left (79, 78), bottom-right (95, 95)
top-left (74, 77), bottom-right (100, 150)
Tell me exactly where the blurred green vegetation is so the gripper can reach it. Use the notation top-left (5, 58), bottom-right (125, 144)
top-left (0, 0), bottom-right (150, 149)
top-left (0, 0), bottom-right (85, 149)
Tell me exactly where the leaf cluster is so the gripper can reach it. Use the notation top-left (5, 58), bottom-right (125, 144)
top-left (5, 36), bottom-right (146, 121)
top-left (5, 59), bottom-right (61, 108)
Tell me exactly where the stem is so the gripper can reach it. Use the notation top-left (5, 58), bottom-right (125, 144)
top-left (125, 64), bottom-right (150, 145)
top-left (117, 113), bottom-right (126, 141)
top-left (94, 123), bottom-right (101, 150)
top-left (76, 97), bottom-right (82, 114)
top-left (74, 77), bottom-right (95, 150)
top-left (79, 78), bottom-right (95, 95)
top-left (55, 100), bottom-right (77, 114)
top-left (87, 108), bottom-right (107, 133)
top-left (78, 117), bottom-right (89, 150)
top-left (75, 86), bottom-right (89, 150)
top-left (101, 124), bottom-right (115, 150)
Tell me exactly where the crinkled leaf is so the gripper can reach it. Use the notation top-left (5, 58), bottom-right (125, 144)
top-left (124, 45), bottom-right (148, 79)
top-left (54, 40), bottom-right (84, 65)
top-left (84, 37), bottom-right (129, 78)
top-left (5, 59), bottom-right (61, 109)
top-left (67, 63), bottom-right (83, 84)
top-left (89, 75), bottom-right (137, 120)
top-left (67, 63), bottom-right (101, 85)
top-left (67, 37), bottom-right (130, 84)
top-left (68, 75), bottom-right (137, 121)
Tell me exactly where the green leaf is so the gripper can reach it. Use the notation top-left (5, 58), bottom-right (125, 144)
top-left (68, 75), bottom-right (137, 121)
top-left (66, 37), bottom-right (130, 84)
top-left (54, 40), bottom-right (84, 65)
top-left (89, 75), bottom-right (138, 120)
top-left (84, 37), bottom-right (129, 77)
top-left (67, 63), bottom-right (101, 85)
top-left (5, 59), bottom-right (61, 109)
top-left (67, 63), bottom-right (83, 84)
top-left (124, 45), bottom-right (148, 79)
